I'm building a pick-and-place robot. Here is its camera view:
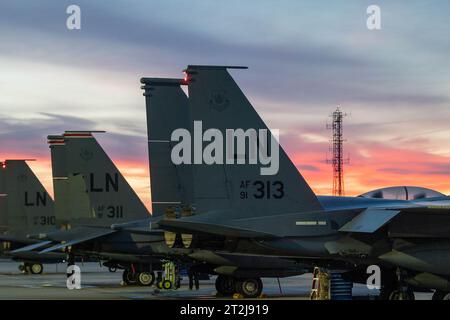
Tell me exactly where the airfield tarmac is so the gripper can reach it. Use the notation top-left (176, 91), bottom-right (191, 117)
top-left (0, 259), bottom-right (433, 300)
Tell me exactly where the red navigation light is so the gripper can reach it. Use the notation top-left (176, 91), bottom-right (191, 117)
top-left (183, 72), bottom-right (189, 83)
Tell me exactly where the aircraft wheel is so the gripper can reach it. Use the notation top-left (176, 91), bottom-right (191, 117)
top-left (122, 269), bottom-right (137, 285)
top-left (137, 272), bottom-right (155, 286)
top-left (385, 288), bottom-right (415, 300)
top-left (18, 264), bottom-right (25, 272)
top-left (162, 279), bottom-right (172, 290)
top-left (108, 266), bottom-right (117, 273)
top-left (432, 291), bottom-right (450, 300)
top-left (235, 277), bottom-right (263, 298)
top-left (215, 275), bottom-right (235, 296)
top-left (30, 263), bottom-right (43, 275)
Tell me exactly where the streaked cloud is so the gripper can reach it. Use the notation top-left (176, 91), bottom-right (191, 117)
top-left (0, 1), bottom-right (449, 208)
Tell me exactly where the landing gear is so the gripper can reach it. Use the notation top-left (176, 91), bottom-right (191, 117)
top-left (215, 275), bottom-right (235, 296)
top-left (30, 263), bottom-right (43, 275)
top-left (108, 266), bottom-right (117, 273)
top-left (136, 271), bottom-right (155, 286)
top-left (234, 277), bottom-right (263, 298)
top-left (432, 291), bottom-right (450, 300)
top-left (116, 262), bottom-right (161, 287)
top-left (19, 263), bottom-right (43, 274)
top-left (380, 287), bottom-right (415, 300)
top-left (122, 269), bottom-right (137, 285)
top-left (379, 268), bottom-right (415, 300)
top-left (214, 275), bottom-right (263, 298)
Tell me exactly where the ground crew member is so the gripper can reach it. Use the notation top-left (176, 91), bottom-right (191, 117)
top-left (188, 268), bottom-right (200, 290)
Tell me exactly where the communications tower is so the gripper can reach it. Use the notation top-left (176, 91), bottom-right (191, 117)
top-left (326, 107), bottom-right (349, 196)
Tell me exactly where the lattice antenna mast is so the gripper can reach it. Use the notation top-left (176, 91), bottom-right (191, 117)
top-left (326, 107), bottom-right (349, 196)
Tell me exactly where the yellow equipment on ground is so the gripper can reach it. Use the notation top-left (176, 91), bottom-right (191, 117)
top-left (310, 267), bottom-right (330, 300)
top-left (157, 261), bottom-right (181, 290)
top-left (310, 267), bottom-right (353, 300)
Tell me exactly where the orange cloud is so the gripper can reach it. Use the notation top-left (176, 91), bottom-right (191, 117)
top-left (289, 141), bottom-right (450, 196)
top-left (4, 138), bottom-right (449, 217)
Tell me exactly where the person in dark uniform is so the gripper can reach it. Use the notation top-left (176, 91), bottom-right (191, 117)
top-left (188, 267), bottom-right (200, 290)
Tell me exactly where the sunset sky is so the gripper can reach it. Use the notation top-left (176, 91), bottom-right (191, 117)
top-left (1, 1), bottom-right (449, 211)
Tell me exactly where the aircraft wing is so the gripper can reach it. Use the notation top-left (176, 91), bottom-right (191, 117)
top-left (40, 226), bottom-right (116, 242)
top-left (114, 227), bottom-right (164, 236)
top-left (110, 214), bottom-right (266, 238)
top-left (165, 202), bottom-right (450, 238)
top-left (339, 208), bottom-right (401, 233)
top-left (12, 227), bottom-right (117, 254)
top-left (38, 226), bottom-right (117, 253)
top-left (159, 218), bottom-right (276, 239)
top-left (111, 218), bottom-right (154, 230)
top-left (111, 217), bottom-right (164, 235)
top-left (163, 200), bottom-right (450, 238)
top-left (340, 202), bottom-right (450, 235)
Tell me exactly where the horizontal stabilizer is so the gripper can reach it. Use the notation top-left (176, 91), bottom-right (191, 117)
top-left (339, 208), bottom-right (400, 233)
top-left (37, 226), bottom-right (115, 242)
top-left (27, 232), bottom-right (51, 240)
top-left (0, 234), bottom-right (32, 243)
top-left (10, 240), bottom-right (53, 254)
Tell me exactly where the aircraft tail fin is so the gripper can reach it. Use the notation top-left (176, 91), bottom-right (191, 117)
top-left (0, 162), bottom-right (7, 232)
top-left (57, 132), bottom-right (150, 225)
top-left (0, 160), bottom-right (55, 233)
top-left (185, 65), bottom-right (323, 218)
top-left (48, 135), bottom-right (72, 227)
top-left (141, 78), bottom-right (194, 217)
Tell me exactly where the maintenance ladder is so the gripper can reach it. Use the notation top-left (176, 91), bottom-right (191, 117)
top-left (310, 267), bottom-right (353, 300)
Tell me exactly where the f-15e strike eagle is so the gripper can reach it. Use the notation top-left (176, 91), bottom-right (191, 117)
top-left (143, 65), bottom-right (450, 300)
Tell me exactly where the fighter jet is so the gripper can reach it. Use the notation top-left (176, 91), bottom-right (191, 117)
top-left (150, 65), bottom-right (450, 300)
top-left (0, 160), bottom-right (65, 273)
top-left (13, 129), bottom-right (309, 294)
top-left (13, 132), bottom-right (177, 286)
top-left (143, 77), bottom-right (431, 298)
top-left (138, 77), bottom-right (309, 296)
